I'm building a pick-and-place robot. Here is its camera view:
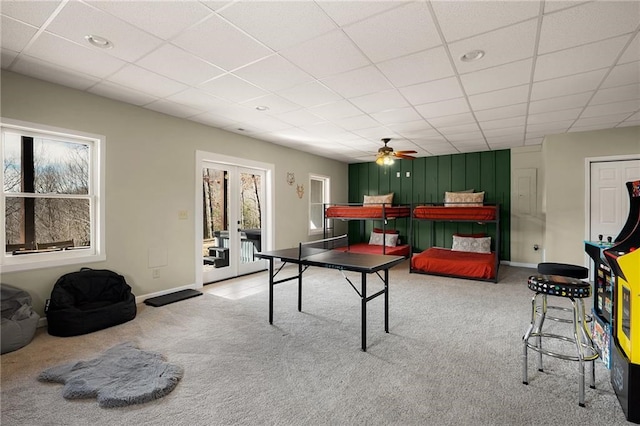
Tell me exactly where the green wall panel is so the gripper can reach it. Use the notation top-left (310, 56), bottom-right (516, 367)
top-left (347, 149), bottom-right (511, 260)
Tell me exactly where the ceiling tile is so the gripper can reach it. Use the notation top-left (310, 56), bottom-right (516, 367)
top-left (308, 100), bottom-right (364, 121)
top-left (467, 84), bottom-right (530, 111)
top-left (538, 1), bottom-right (640, 54)
top-left (343, 2), bottom-right (441, 63)
top-left (279, 81), bottom-right (343, 108)
top-left (24, 32), bottom-right (125, 79)
top-left (189, 111), bottom-right (240, 129)
top-left (446, 132), bottom-right (485, 143)
top-left (276, 109), bottom-right (325, 127)
top-left (415, 97), bottom-right (470, 119)
top-left (400, 76), bottom-right (464, 105)
top-left (88, 80), bottom-right (158, 106)
top-left (1, 48), bottom-right (19, 66)
top-left (240, 94), bottom-right (301, 115)
top-left (166, 89), bottom-right (232, 112)
top-left (460, 58), bottom-right (533, 95)
top-left (474, 103), bottom-right (528, 121)
top-left (218, 1), bottom-right (337, 51)
top-left (483, 125), bottom-right (525, 138)
top-left (0, 0), bottom-right (62, 26)
top-left (619, 32), bottom-right (640, 64)
top-left (450, 19), bottom-right (538, 74)
top-left (431, 0), bottom-right (541, 42)
top-left (530, 69), bottom-right (608, 100)
top-left (87, 0), bottom-right (213, 40)
top-left (439, 123), bottom-right (481, 136)
top-left (573, 112), bottom-right (633, 128)
top-left (321, 66), bottom-right (393, 99)
top-left (145, 100), bottom-right (204, 119)
top-left (280, 30), bottom-right (370, 79)
top-left (528, 92), bottom-right (593, 115)
top-left (233, 54), bottom-right (314, 92)
top-left (601, 61), bottom-right (640, 89)
top-left (527, 107), bottom-right (582, 124)
top-left (10, 55), bottom-right (99, 90)
top-left (534, 36), bottom-right (629, 82)
top-left (581, 100), bottom-right (640, 119)
top-left (349, 89), bottom-right (410, 114)
top-left (428, 112), bottom-right (477, 127)
top-left (526, 120), bottom-right (574, 134)
top-left (45, 1), bottom-right (163, 62)
top-left (378, 46), bottom-right (454, 87)
top-left (334, 114), bottom-right (380, 131)
top-left (369, 107), bottom-right (423, 125)
top-left (591, 84), bottom-right (640, 106)
top-left (1, 16), bottom-right (37, 52)
top-left (480, 116), bottom-right (526, 130)
top-left (172, 14), bottom-right (272, 71)
top-left (200, 74), bottom-right (269, 103)
top-left (316, 1), bottom-right (406, 26)
top-left (108, 64), bottom-right (188, 98)
top-left (137, 44), bottom-right (225, 86)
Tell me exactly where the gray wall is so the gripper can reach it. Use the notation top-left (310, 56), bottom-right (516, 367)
top-left (1, 71), bottom-right (348, 315)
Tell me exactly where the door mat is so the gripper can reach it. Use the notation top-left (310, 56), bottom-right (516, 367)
top-left (144, 289), bottom-right (202, 307)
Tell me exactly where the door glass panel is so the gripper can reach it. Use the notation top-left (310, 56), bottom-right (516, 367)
top-left (239, 171), bottom-right (262, 265)
top-left (202, 167), bottom-right (230, 275)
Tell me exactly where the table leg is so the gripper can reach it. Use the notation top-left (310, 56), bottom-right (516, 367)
top-left (298, 262), bottom-right (302, 312)
top-left (361, 272), bottom-right (367, 352)
top-left (268, 258), bottom-right (274, 324)
top-left (384, 268), bottom-right (389, 333)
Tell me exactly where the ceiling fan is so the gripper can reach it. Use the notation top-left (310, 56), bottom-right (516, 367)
top-left (375, 138), bottom-right (417, 165)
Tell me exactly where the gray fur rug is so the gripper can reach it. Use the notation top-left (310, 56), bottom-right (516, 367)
top-left (38, 342), bottom-right (183, 408)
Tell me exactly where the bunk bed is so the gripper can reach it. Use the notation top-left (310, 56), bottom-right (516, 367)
top-left (324, 194), bottom-right (411, 257)
top-left (410, 199), bottom-right (500, 283)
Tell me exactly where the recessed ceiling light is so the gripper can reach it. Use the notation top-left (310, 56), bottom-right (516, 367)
top-left (255, 106), bottom-right (269, 111)
top-left (85, 35), bottom-right (113, 49)
top-left (460, 49), bottom-right (485, 62)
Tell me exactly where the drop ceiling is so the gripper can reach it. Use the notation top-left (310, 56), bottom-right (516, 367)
top-left (1, 0), bottom-right (639, 163)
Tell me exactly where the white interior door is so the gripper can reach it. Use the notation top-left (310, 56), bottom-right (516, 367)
top-left (590, 159), bottom-right (640, 243)
top-left (201, 162), bottom-right (266, 284)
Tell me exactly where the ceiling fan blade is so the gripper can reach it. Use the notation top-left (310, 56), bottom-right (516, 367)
top-left (393, 153), bottom-right (416, 160)
top-left (395, 150), bottom-right (417, 155)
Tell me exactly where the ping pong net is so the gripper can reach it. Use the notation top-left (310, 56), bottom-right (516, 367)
top-left (298, 234), bottom-right (348, 260)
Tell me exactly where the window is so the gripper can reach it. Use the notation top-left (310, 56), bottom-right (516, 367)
top-left (309, 174), bottom-right (330, 235)
top-left (1, 118), bottom-right (105, 272)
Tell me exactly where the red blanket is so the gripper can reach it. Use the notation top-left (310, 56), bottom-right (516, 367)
top-left (411, 247), bottom-right (496, 279)
top-left (326, 205), bottom-right (410, 219)
top-left (413, 205), bottom-right (497, 221)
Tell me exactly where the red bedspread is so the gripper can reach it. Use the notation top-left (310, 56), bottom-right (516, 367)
top-left (326, 205), bottom-right (410, 219)
top-left (335, 243), bottom-right (410, 257)
top-left (413, 205), bottom-right (497, 221)
top-left (411, 247), bottom-right (496, 279)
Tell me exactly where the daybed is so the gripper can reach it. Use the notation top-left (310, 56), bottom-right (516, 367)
top-left (409, 191), bottom-right (500, 282)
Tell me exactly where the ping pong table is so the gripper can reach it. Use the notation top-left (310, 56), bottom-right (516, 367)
top-left (255, 235), bottom-right (406, 351)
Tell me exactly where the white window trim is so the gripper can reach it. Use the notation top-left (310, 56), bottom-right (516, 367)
top-left (309, 173), bottom-right (330, 236)
top-left (0, 118), bottom-right (106, 272)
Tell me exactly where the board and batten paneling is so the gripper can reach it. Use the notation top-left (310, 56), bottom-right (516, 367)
top-left (348, 150), bottom-right (511, 261)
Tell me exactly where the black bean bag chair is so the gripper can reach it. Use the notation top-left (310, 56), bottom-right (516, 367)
top-left (46, 268), bottom-right (136, 337)
top-left (1, 283), bottom-right (40, 354)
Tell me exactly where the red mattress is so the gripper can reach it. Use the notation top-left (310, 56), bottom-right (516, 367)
top-left (413, 205), bottom-right (497, 221)
top-left (335, 243), bottom-right (410, 257)
top-left (411, 247), bottom-right (496, 279)
top-left (326, 205), bottom-right (410, 219)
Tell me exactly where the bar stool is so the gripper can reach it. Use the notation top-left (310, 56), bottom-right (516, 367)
top-left (522, 264), bottom-right (599, 407)
top-left (536, 263), bottom-right (592, 325)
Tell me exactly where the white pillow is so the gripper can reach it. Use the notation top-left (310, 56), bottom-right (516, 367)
top-left (444, 191), bottom-right (484, 207)
top-left (363, 193), bottom-right (393, 206)
top-left (369, 232), bottom-right (399, 247)
top-left (451, 235), bottom-right (491, 253)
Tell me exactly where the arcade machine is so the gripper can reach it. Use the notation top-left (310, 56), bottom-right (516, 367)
top-left (585, 233), bottom-right (616, 368)
top-left (604, 180), bottom-right (640, 424)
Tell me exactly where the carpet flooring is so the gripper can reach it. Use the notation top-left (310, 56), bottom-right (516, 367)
top-left (0, 262), bottom-right (632, 425)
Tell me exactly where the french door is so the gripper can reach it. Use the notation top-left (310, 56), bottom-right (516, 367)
top-left (201, 161), bottom-right (267, 283)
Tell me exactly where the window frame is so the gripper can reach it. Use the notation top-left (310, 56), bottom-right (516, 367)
top-left (1, 118), bottom-right (105, 272)
top-left (308, 173), bottom-right (330, 236)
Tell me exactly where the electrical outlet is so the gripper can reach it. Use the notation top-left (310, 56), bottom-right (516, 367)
top-left (152, 269), bottom-right (160, 279)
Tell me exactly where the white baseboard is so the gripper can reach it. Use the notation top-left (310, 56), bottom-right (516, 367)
top-left (502, 260), bottom-right (537, 269)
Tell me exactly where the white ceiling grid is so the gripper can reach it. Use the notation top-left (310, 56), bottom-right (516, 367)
top-left (1, 0), bottom-right (638, 163)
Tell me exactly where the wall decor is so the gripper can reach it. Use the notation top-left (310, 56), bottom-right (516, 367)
top-left (296, 184), bottom-right (304, 199)
top-left (286, 172), bottom-right (295, 185)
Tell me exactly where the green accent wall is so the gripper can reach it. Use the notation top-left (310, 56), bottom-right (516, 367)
top-left (347, 150), bottom-right (511, 261)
